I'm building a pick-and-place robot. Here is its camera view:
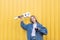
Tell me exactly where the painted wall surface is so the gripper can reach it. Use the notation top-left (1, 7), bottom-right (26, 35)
top-left (0, 0), bottom-right (60, 40)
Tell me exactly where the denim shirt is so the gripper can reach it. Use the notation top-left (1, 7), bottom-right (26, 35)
top-left (20, 21), bottom-right (48, 40)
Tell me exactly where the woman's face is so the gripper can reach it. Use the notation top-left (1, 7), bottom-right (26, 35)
top-left (30, 16), bottom-right (36, 23)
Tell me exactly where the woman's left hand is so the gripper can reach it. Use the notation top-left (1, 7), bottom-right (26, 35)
top-left (35, 27), bottom-right (40, 31)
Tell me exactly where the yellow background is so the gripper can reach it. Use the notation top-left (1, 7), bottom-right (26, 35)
top-left (0, 0), bottom-right (60, 40)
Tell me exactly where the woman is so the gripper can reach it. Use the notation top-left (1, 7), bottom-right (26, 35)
top-left (20, 15), bottom-right (47, 40)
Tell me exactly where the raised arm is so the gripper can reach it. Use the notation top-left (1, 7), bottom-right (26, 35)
top-left (19, 16), bottom-right (28, 30)
top-left (20, 21), bottom-right (28, 30)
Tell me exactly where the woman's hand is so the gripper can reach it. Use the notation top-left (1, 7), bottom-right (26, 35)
top-left (35, 27), bottom-right (40, 31)
top-left (18, 16), bottom-right (23, 21)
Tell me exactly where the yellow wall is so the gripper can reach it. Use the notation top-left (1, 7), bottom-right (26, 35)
top-left (0, 0), bottom-right (60, 40)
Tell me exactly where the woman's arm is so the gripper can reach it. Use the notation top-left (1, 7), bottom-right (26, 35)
top-left (39, 25), bottom-right (48, 35)
top-left (20, 21), bottom-right (28, 30)
top-left (35, 24), bottom-right (48, 35)
top-left (20, 16), bottom-right (28, 30)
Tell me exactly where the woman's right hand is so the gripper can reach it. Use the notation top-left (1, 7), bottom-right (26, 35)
top-left (18, 16), bottom-right (23, 21)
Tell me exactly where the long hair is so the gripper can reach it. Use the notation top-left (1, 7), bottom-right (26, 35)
top-left (30, 15), bottom-right (38, 24)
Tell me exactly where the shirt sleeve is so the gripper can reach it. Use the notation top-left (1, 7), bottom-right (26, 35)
top-left (20, 21), bottom-right (28, 30)
top-left (38, 24), bottom-right (48, 35)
